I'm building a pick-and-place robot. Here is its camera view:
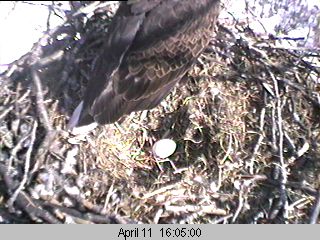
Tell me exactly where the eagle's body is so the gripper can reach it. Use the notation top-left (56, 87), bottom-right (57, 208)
top-left (69, 0), bottom-right (220, 129)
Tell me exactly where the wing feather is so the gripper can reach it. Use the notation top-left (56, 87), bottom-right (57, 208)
top-left (77, 0), bottom-right (220, 126)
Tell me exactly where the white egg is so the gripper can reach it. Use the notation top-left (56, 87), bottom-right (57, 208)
top-left (152, 139), bottom-right (177, 159)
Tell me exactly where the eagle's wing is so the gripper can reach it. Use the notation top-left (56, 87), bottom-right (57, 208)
top-left (75, 0), bottom-right (220, 126)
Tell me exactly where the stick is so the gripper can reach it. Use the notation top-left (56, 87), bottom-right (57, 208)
top-left (8, 120), bottom-right (38, 208)
top-left (310, 191), bottom-right (320, 224)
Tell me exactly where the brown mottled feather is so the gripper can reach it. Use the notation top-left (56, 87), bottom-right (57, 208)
top-left (75, 0), bottom-right (220, 126)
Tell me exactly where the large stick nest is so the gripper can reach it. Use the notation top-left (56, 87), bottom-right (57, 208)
top-left (0, 1), bottom-right (319, 223)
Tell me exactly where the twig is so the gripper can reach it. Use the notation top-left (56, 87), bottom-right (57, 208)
top-left (257, 44), bottom-right (320, 54)
top-left (231, 190), bottom-right (244, 223)
top-left (269, 68), bottom-right (288, 220)
top-left (7, 134), bottom-right (30, 173)
top-left (40, 201), bottom-right (129, 224)
top-left (142, 184), bottom-right (178, 199)
top-left (310, 191), bottom-right (320, 224)
top-left (249, 107), bottom-right (266, 174)
top-left (0, 105), bottom-right (14, 120)
top-left (211, 214), bottom-right (233, 224)
top-left (103, 179), bottom-right (115, 212)
top-left (31, 69), bottom-right (53, 131)
top-left (165, 205), bottom-right (227, 215)
top-left (220, 133), bottom-right (233, 164)
top-left (268, 197), bottom-right (283, 220)
top-left (8, 120), bottom-right (38, 209)
top-left (29, 130), bottom-right (57, 177)
top-left (0, 163), bottom-right (61, 223)
top-left (37, 50), bottom-right (64, 67)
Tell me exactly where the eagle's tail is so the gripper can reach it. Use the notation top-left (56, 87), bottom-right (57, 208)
top-left (68, 101), bottom-right (98, 135)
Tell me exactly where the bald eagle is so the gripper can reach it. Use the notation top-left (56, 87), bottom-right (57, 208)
top-left (69, 0), bottom-right (220, 131)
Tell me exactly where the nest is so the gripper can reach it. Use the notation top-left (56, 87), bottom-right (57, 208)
top-left (0, 2), bottom-right (319, 223)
